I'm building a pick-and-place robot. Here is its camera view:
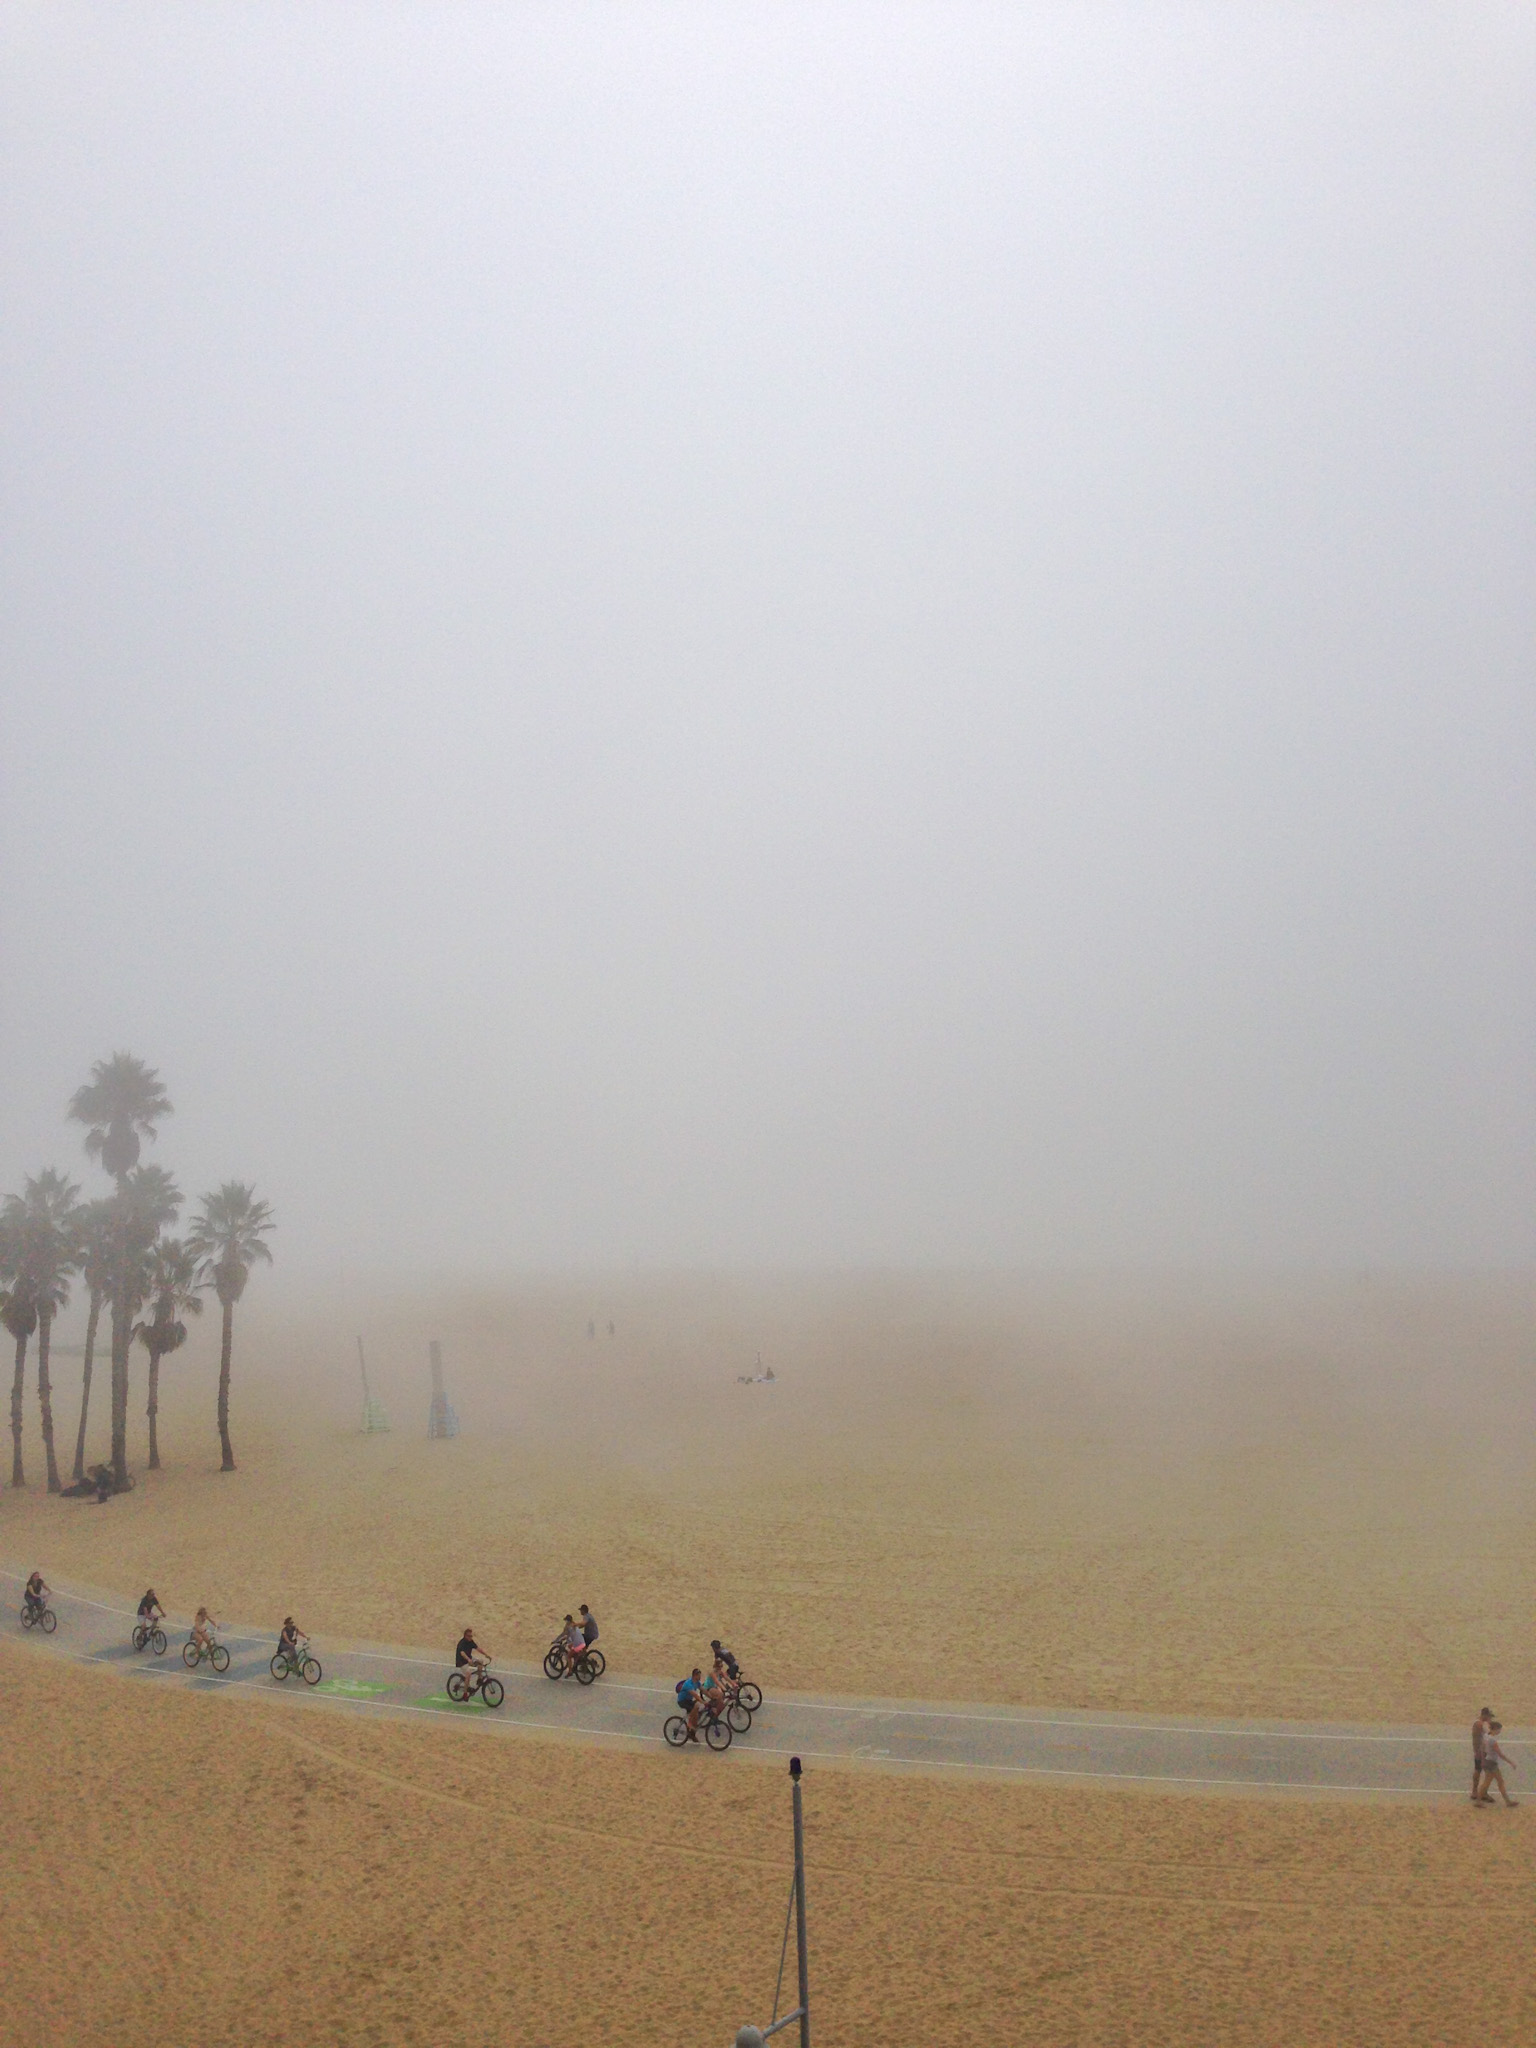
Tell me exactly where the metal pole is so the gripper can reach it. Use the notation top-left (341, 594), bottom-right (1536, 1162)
top-left (790, 1757), bottom-right (810, 2048)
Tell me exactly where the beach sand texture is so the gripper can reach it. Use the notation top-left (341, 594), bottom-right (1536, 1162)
top-left (4, 1273), bottom-right (1531, 1723)
top-left (3, 1643), bottom-right (1533, 2048)
top-left (3, 1274), bottom-right (1534, 2046)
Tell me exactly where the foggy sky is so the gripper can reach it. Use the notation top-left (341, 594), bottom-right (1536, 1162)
top-left (2, 4), bottom-right (1533, 1275)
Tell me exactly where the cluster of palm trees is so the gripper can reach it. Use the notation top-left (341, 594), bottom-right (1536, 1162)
top-left (0, 1053), bottom-right (275, 1494)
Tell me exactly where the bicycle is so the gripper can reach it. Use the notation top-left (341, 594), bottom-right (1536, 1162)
top-left (20, 1601), bottom-right (57, 1634)
top-left (543, 1636), bottom-right (606, 1685)
top-left (270, 1640), bottom-right (322, 1685)
top-left (721, 1673), bottom-right (762, 1719)
top-left (132, 1618), bottom-right (168, 1656)
top-left (446, 1662), bottom-right (505, 1708)
top-left (664, 1704), bottom-right (733, 1751)
top-left (182, 1633), bottom-right (231, 1673)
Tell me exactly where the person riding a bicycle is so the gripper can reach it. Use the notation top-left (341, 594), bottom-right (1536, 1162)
top-left (137, 1589), bottom-right (164, 1625)
top-left (191, 1606), bottom-right (220, 1653)
top-left (676, 1667), bottom-right (711, 1735)
top-left (278, 1616), bottom-right (307, 1663)
top-left (455, 1627), bottom-right (490, 1690)
top-left (562, 1613), bottom-right (586, 1669)
top-left (579, 1604), bottom-right (598, 1648)
top-left (710, 1639), bottom-right (740, 1684)
top-left (24, 1572), bottom-right (49, 1619)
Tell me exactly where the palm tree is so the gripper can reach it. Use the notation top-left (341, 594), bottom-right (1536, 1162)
top-left (70, 1198), bottom-right (116, 1481)
top-left (133, 1237), bottom-right (203, 1470)
top-left (68, 1052), bottom-right (173, 1182)
top-left (0, 1171), bottom-right (81, 1491)
top-left (68, 1056), bottom-right (173, 1491)
top-left (187, 1183), bottom-right (274, 1473)
top-left (115, 1169), bottom-right (181, 1472)
top-left (0, 1271), bottom-right (37, 1489)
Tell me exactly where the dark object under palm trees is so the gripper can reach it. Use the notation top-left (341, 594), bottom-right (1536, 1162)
top-left (68, 1055), bottom-right (174, 1492)
top-left (187, 1183), bottom-right (275, 1473)
top-left (1, 1170), bottom-right (82, 1492)
top-left (134, 1236), bottom-right (203, 1470)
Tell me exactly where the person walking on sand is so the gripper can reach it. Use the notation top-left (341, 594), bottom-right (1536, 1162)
top-left (1477, 1722), bottom-right (1518, 1807)
top-left (1472, 1707), bottom-right (1493, 1801)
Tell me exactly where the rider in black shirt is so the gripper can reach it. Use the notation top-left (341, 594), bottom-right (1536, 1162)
top-left (710, 1639), bottom-right (739, 1681)
top-left (455, 1627), bottom-right (489, 1690)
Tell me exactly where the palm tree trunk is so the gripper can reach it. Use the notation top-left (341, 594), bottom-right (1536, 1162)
top-left (216, 1296), bottom-right (236, 1471)
top-left (9, 1330), bottom-right (28, 1488)
top-left (110, 1282), bottom-right (131, 1493)
top-left (147, 1343), bottom-right (163, 1469)
top-left (36, 1309), bottom-right (61, 1494)
top-left (72, 1288), bottom-right (100, 1481)
top-left (9, 1327), bottom-right (29, 1490)
top-left (217, 1294), bottom-right (237, 1474)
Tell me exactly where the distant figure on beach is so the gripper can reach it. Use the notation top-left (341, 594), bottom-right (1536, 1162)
top-left (608, 1321), bottom-right (615, 1337)
top-left (1477, 1722), bottom-right (1518, 1807)
top-left (1473, 1707), bottom-right (1492, 1800)
top-left (587, 1319), bottom-right (595, 1339)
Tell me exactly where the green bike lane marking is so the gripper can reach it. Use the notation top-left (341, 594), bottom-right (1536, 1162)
top-left (312, 1678), bottom-right (395, 1700)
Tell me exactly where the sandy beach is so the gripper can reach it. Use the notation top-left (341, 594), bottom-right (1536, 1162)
top-left (4, 1273), bottom-right (1531, 1723)
top-left (4, 1273), bottom-right (1533, 2045)
top-left (4, 1640), bottom-right (1532, 2048)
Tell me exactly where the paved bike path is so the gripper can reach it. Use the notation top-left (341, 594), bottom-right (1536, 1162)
top-left (3, 1567), bottom-right (1512, 1799)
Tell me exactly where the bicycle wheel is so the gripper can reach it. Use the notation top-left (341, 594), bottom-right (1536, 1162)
top-left (542, 1649), bottom-right (565, 1680)
top-left (41, 1608), bottom-right (57, 1634)
top-left (301, 1657), bottom-right (322, 1686)
top-left (481, 1676), bottom-right (505, 1708)
top-left (663, 1715), bottom-right (691, 1748)
top-left (447, 1670), bottom-right (468, 1702)
top-left (586, 1648), bottom-right (606, 1677)
top-left (270, 1651), bottom-right (290, 1680)
top-left (182, 1640), bottom-right (200, 1668)
top-left (727, 1701), bottom-right (753, 1734)
top-left (737, 1682), bottom-right (762, 1712)
top-left (210, 1642), bottom-right (230, 1673)
top-left (574, 1655), bottom-right (597, 1686)
top-left (151, 1628), bottom-right (167, 1656)
top-left (20, 1605), bottom-right (34, 1629)
top-left (705, 1715), bottom-right (733, 1751)
top-left (133, 1624), bottom-right (149, 1652)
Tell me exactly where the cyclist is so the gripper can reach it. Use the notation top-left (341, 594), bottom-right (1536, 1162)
top-left (277, 1616), bottom-right (307, 1667)
top-left (710, 1639), bottom-right (740, 1683)
top-left (579, 1604), bottom-right (599, 1649)
top-left (561, 1613), bottom-right (586, 1672)
top-left (137, 1589), bottom-right (164, 1626)
top-left (676, 1666), bottom-right (707, 1737)
top-left (455, 1626), bottom-right (490, 1693)
top-left (190, 1606), bottom-right (220, 1655)
top-left (24, 1571), bottom-right (50, 1620)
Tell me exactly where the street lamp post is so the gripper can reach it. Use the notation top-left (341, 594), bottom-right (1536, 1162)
top-left (734, 1756), bottom-right (811, 2048)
